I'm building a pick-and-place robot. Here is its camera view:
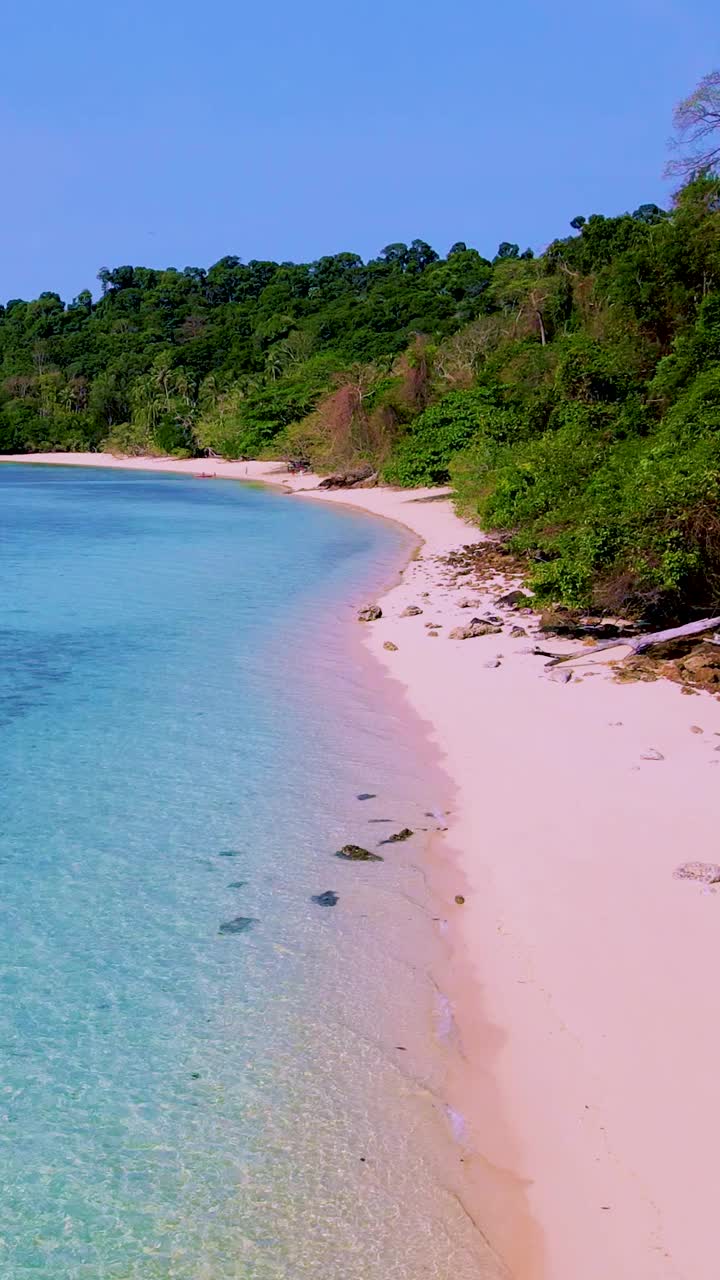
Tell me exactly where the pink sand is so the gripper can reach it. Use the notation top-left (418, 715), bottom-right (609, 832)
top-left (6, 452), bottom-right (720, 1279)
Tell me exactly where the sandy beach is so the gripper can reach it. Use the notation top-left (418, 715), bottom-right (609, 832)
top-left (5, 452), bottom-right (720, 1280)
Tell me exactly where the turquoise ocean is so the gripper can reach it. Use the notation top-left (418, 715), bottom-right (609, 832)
top-left (0, 465), bottom-right (502, 1279)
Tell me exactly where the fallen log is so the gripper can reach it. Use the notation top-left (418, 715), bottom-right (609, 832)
top-left (541, 615), bottom-right (720, 667)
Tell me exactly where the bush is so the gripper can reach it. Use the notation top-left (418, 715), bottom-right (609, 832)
top-left (382, 388), bottom-right (509, 486)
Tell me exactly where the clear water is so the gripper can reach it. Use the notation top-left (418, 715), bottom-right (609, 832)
top-left (0, 466), bottom-right (503, 1279)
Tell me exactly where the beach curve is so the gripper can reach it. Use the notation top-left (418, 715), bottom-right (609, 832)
top-left (4, 452), bottom-right (720, 1280)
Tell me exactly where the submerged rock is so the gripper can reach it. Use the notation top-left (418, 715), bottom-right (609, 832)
top-left (218, 916), bottom-right (258, 934)
top-left (356, 792), bottom-right (376, 801)
top-left (335, 844), bottom-right (383, 862)
top-left (358, 604), bottom-right (382, 622)
top-left (674, 862), bottom-right (720, 884)
top-left (311, 890), bottom-right (339, 907)
top-left (226, 880), bottom-right (247, 889)
top-left (380, 827), bottom-right (413, 845)
top-left (217, 849), bottom-right (242, 857)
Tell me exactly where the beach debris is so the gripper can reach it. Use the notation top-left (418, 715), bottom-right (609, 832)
top-left (217, 849), bottom-right (242, 857)
top-left (421, 592), bottom-right (430, 597)
top-left (379, 827), bottom-right (413, 845)
top-left (226, 880), bottom-right (247, 889)
top-left (311, 890), bottom-right (339, 907)
top-left (335, 844), bottom-right (383, 862)
top-left (218, 916), bottom-right (258, 934)
top-left (455, 895), bottom-right (466, 905)
top-left (358, 604), bottom-right (382, 622)
top-left (673, 862), bottom-right (720, 884)
top-left (484, 659), bottom-right (501, 668)
top-left (543, 615), bottom-right (720, 671)
top-left (495, 589), bottom-right (533, 608)
top-left (449, 620), bottom-right (503, 640)
top-left (640, 748), bottom-right (665, 761)
top-left (510, 625), bottom-right (528, 638)
top-left (401, 605), bottom-right (423, 617)
top-left (317, 464), bottom-right (375, 489)
top-left (356, 792), bottom-right (376, 801)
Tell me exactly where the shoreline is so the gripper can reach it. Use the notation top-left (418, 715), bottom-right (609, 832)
top-left (5, 453), bottom-right (720, 1278)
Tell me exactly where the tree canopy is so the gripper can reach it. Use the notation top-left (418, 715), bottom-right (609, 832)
top-left (4, 73), bottom-right (720, 623)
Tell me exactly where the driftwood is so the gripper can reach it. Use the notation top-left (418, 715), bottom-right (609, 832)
top-left (541, 615), bottom-right (720, 667)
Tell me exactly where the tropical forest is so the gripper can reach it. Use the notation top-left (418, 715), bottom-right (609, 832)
top-left (3, 74), bottom-right (720, 622)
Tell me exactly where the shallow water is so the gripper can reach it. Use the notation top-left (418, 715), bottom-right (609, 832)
top-left (0, 466), bottom-right (504, 1279)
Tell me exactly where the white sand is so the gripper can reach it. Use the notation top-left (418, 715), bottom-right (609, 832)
top-left (6, 452), bottom-right (720, 1279)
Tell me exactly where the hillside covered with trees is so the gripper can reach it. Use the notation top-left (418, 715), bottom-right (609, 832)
top-left (3, 73), bottom-right (720, 623)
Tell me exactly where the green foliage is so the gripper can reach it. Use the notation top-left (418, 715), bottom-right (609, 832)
top-left (382, 389), bottom-right (508, 486)
top-left (4, 167), bottom-right (720, 621)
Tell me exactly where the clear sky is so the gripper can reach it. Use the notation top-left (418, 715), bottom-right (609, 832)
top-left (1, 0), bottom-right (718, 302)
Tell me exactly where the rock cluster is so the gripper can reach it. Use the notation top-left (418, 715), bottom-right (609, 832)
top-left (449, 618), bottom-right (503, 640)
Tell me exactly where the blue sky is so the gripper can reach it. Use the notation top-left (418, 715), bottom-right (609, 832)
top-left (0, 0), bottom-right (718, 301)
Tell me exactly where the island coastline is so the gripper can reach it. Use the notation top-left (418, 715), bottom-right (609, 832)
top-left (4, 451), bottom-right (720, 1280)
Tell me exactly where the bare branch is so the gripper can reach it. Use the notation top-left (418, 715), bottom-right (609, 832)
top-left (665, 70), bottom-right (720, 179)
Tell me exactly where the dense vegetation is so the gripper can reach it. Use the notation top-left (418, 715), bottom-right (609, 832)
top-left (3, 78), bottom-right (720, 623)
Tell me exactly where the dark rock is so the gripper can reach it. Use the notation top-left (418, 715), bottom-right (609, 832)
top-left (401, 606), bottom-right (423, 617)
top-left (356, 792), bottom-right (376, 800)
top-left (379, 827), bottom-right (413, 845)
top-left (335, 844), bottom-right (383, 862)
top-left (358, 604), bottom-right (382, 622)
top-left (318, 465), bottom-right (374, 490)
top-left (483, 659), bottom-right (501, 668)
top-left (496, 589), bottom-right (532, 608)
top-left (455, 895), bottom-right (466, 905)
top-left (510, 625), bottom-right (528, 638)
top-left (311, 890), bottom-right (339, 907)
top-left (383, 641), bottom-right (398, 651)
top-left (218, 916), bottom-right (258, 934)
